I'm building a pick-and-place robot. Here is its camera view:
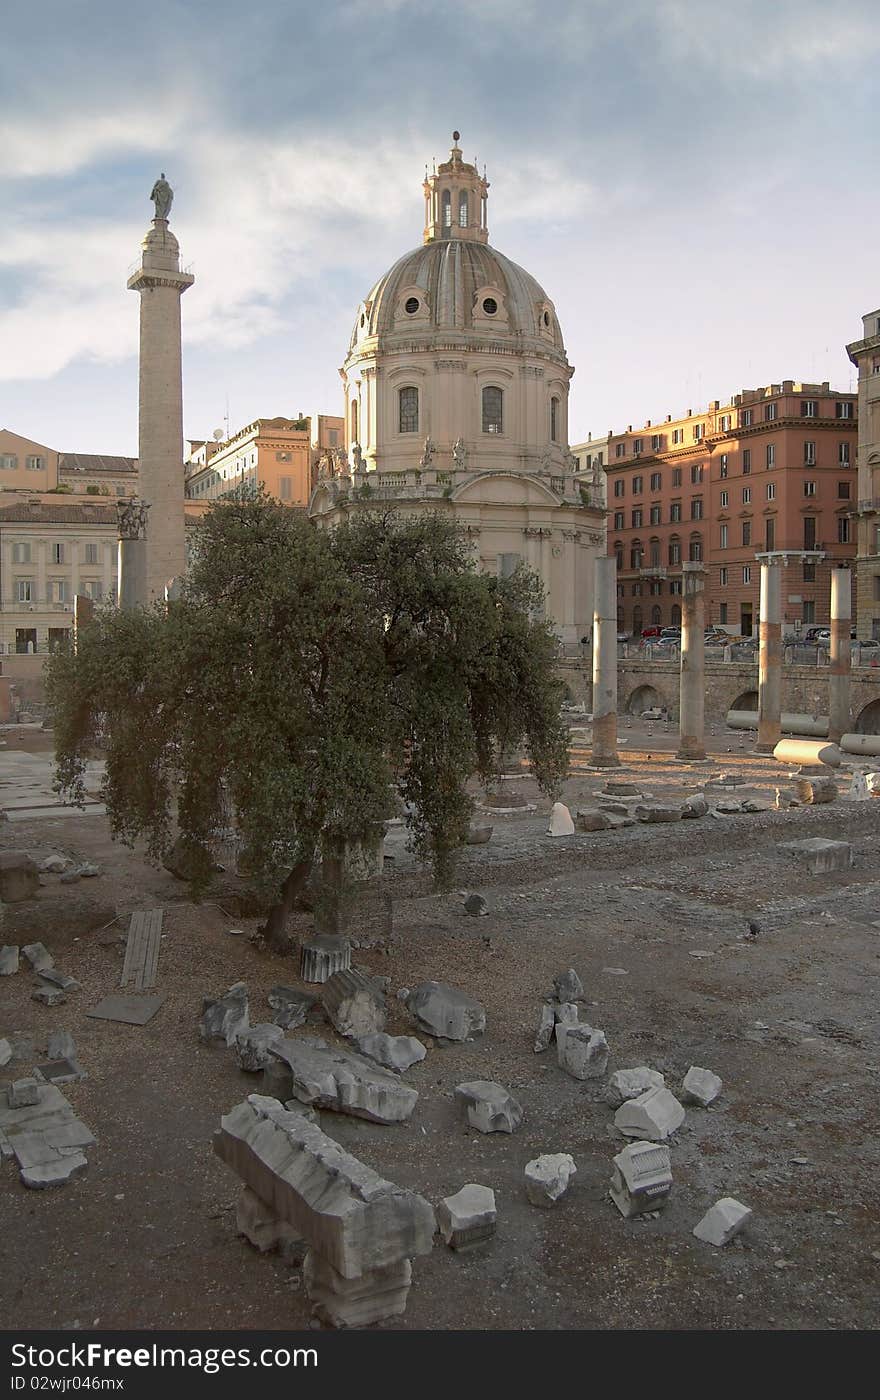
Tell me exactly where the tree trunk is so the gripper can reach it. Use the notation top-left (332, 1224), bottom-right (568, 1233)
top-left (260, 855), bottom-right (313, 955)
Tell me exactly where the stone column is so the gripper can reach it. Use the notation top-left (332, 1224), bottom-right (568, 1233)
top-left (590, 555), bottom-right (619, 766)
top-left (829, 566), bottom-right (852, 744)
top-left (677, 562), bottom-right (706, 760)
top-left (756, 560), bottom-right (782, 754)
top-left (117, 537), bottom-right (148, 611)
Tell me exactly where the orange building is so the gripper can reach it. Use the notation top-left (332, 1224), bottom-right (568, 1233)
top-left (185, 414), bottom-right (343, 505)
top-left (604, 380), bottom-right (858, 637)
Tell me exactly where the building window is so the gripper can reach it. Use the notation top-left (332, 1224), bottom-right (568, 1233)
top-left (650, 539), bottom-right (661, 568)
top-left (803, 562), bottom-right (816, 582)
top-left (720, 567), bottom-right (728, 587)
top-left (116, 486), bottom-right (127, 496)
top-left (650, 504), bottom-right (661, 525)
top-left (350, 401), bottom-right (358, 442)
top-left (672, 468), bottom-right (682, 486)
top-left (614, 544), bottom-right (624, 569)
top-left (631, 509), bottom-right (642, 529)
top-left (614, 479), bottom-right (625, 497)
top-left (399, 386), bottom-right (419, 434)
top-left (691, 499), bottom-right (703, 520)
top-left (670, 502), bottom-right (681, 523)
top-left (672, 429), bottom-right (683, 445)
top-left (803, 600), bottom-right (816, 623)
top-left (693, 424), bottom-right (704, 442)
top-left (85, 543), bottom-right (98, 564)
top-left (633, 438), bottom-right (643, 454)
top-left (691, 464), bottom-right (703, 484)
top-left (670, 581), bottom-right (682, 598)
top-left (327, 429), bottom-right (338, 447)
top-left (720, 453), bottom-right (728, 478)
top-left (51, 543), bottom-right (64, 564)
top-left (740, 409), bottom-right (752, 427)
top-left (765, 402), bottom-right (778, 421)
top-left (615, 442), bottom-right (626, 458)
top-left (720, 490), bottom-right (729, 508)
top-left (801, 400), bottom-right (818, 418)
top-left (498, 552), bottom-right (521, 579)
top-left (26, 456), bottom-right (44, 471)
top-left (765, 518), bottom-right (775, 551)
top-left (803, 481), bottom-right (816, 497)
top-left (742, 487), bottom-right (751, 504)
top-left (442, 189), bottom-right (451, 228)
top-left (631, 544), bottom-right (642, 570)
top-left (650, 472), bottom-right (661, 491)
top-left (743, 566), bottom-right (752, 584)
top-left (0, 454), bottom-right (17, 470)
top-left (669, 538), bottom-right (681, 565)
top-left (766, 444), bottom-right (775, 469)
top-left (458, 190), bottom-right (469, 227)
top-left (614, 511), bottom-right (624, 529)
top-left (765, 483), bottom-right (775, 501)
top-left (838, 481), bottom-right (851, 499)
top-left (51, 579), bottom-right (69, 603)
top-left (720, 524), bottom-right (728, 549)
top-left (719, 602), bottom-right (728, 623)
top-left (689, 536), bottom-right (703, 562)
top-left (838, 517), bottom-right (851, 544)
top-left (12, 543), bottom-right (30, 564)
top-left (279, 477), bottom-right (292, 500)
top-left (804, 441), bottom-right (816, 465)
top-left (482, 386), bottom-right (503, 434)
top-left (804, 517), bottom-right (817, 549)
top-left (718, 414), bottom-right (731, 432)
top-left (633, 476), bottom-right (643, 494)
top-left (16, 580), bottom-right (33, 602)
top-left (839, 441), bottom-right (851, 465)
top-left (550, 397), bottom-right (559, 442)
top-left (874, 577), bottom-right (880, 601)
top-left (651, 434), bottom-right (661, 451)
top-left (742, 521), bottom-right (751, 547)
top-left (836, 401), bottom-right (854, 419)
top-left (84, 581), bottom-right (103, 601)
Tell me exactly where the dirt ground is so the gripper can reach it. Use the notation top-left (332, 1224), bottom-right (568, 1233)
top-left (2, 726), bottom-right (880, 1332)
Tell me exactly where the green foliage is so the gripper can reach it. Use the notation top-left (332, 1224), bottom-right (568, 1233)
top-left (48, 485), bottom-right (73, 494)
top-left (357, 480), bottom-right (373, 499)
top-left (47, 495), bottom-right (568, 915)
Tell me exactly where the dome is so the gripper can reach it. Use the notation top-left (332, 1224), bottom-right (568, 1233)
top-left (349, 239), bottom-right (566, 358)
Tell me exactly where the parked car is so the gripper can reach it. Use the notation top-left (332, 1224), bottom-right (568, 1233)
top-left (640, 626), bottom-right (662, 641)
top-left (617, 631), bottom-right (630, 643)
top-left (704, 628), bottom-right (728, 644)
top-left (653, 634), bottom-right (681, 650)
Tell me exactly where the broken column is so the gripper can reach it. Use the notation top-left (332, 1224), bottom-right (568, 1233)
top-left (677, 562), bottom-right (706, 760)
top-left (590, 555), bottom-right (620, 767)
top-left (829, 567), bottom-right (852, 745)
top-left (756, 559), bottom-right (782, 755)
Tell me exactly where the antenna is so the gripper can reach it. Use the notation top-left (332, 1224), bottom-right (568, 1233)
top-left (225, 394), bottom-right (230, 441)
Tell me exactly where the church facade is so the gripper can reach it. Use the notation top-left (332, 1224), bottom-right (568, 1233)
top-left (309, 134), bottom-right (606, 645)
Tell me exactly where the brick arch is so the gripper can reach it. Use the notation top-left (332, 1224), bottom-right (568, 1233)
top-left (853, 697), bottom-right (880, 734)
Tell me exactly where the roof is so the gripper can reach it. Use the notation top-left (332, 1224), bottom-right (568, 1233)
top-left (0, 502), bottom-right (118, 525)
top-left (59, 453), bottom-right (138, 474)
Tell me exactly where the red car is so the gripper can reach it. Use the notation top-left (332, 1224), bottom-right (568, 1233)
top-left (640, 626), bottom-right (662, 641)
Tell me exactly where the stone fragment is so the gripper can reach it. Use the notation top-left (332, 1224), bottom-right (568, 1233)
top-left (47, 1031), bottom-right (76, 1061)
top-left (693, 1197), bottom-right (752, 1246)
top-left (32, 987), bottom-right (66, 1007)
top-left (22, 942), bottom-right (54, 973)
top-left (524, 1153), bottom-right (577, 1207)
top-left (163, 834), bottom-right (212, 882)
top-left (455, 1080), bottom-right (523, 1134)
top-left (0, 852), bottom-right (39, 902)
top-left (603, 1067), bottom-right (666, 1109)
top-left (406, 982), bottom-right (486, 1042)
top-left (304, 1250), bottom-right (412, 1327)
top-left (235, 1023), bottom-right (285, 1072)
top-left (553, 968), bottom-right (584, 1002)
top-left (38, 969), bottom-right (80, 991)
top-left (547, 801), bottom-right (575, 836)
top-left (741, 799), bottom-right (772, 813)
top-left (847, 772), bottom-right (870, 801)
top-left (236, 1184), bottom-right (306, 1259)
top-left (0, 945), bottom-right (19, 976)
top-left (269, 1037), bottom-right (418, 1123)
top-left (603, 781), bottom-right (642, 796)
top-left (466, 824), bottom-right (493, 845)
top-left (714, 800), bottom-right (743, 815)
top-left (681, 795), bottom-right (708, 819)
top-left (40, 855), bottom-right (68, 874)
top-left (300, 935), bottom-right (351, 984)
top-left (610, 1141), bottom-right (673, 1217)
top-left (0, 1038), bottom-right (11, 1067)
top-left (681, 1065), bottom-right (722, 1107)
top-left (576, 808), bottom-right (613, 832)
top-left (557, 1024), bottom-right (609, 1080)
top-left (77, 863), bottom-right (101, 878)
top-left (782, 837), bottom-right (853, 875)
top-left (614, 1087), bottom-right (685, 1141)
top-left (60, 872), bottom-right (81, 885)
top-left (795, 777), bottom-right (837, 805)
top-left (635, 805), bottom-right (683, 823)
top-left (354, 1033), bottom-right (426, 1073)
top-left (214, 1095), bottom-right (435, 1280)
top-left (554, 1002), bottom-right (579, 1026)
top-left (534, 1003), bottom-right (556, 1053)
top-left (267, 985), bottom-right (315, 1030)
top-left (200, 982), bottom-right (249, 1046)
top-left (463, 893), bottom-right (488, 916)
top-left (8, 1078), bottom-right (40, 1108)
top-left (436, 1184), bottom-right (497, 1249)
top-left (21, 1149), bottom-right (89, 1188)
top-left (321, 968), bottom-right (386, 1038)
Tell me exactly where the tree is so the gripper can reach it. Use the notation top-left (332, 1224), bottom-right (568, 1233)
top-left (47, 495), bottom-right (569, 952)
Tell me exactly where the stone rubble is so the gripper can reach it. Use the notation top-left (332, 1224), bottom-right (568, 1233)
top-left (0, 1038), bottom-right (11, 1067)
top-left (635, 804), bottom-right (682, 823)
top-left (300, 935), bottom-right (351, 984)
top-left (454, 1080), bottom-right (524, 1134)
top-left (235, 1023), bottom-right (285, 1072)
top-left (692, 1198), bottom-right (752, 1246)
top-left (32, 987), bottom-right (67, 1007)
top-left (463, 893), bottom-right (489, 916)
top-left (524, 1153), bottom-right (577, 1207)
top-left (236, 1183), bottom-right (305, 1260)
top-left (603, 1067), bottom-right (666, 1109)
top-left (0, 945), bottom-right (19, 976)
top-left (610, 1141), bottom-right (673, 1217)
top-left (269, 1037), bottom-right (418, 1123)
top-left (8, 1078), bottom-right (40, 1108)
top-left (0, 1080), bottom-right (95, 1188)
top-left (575, 808), bottom-right (613, 832)
top-left (38, 969), bottom-right (80, 991)
top-left (795, 777), bottom-right (837, 805)
top-left (552, 968), bottom-right (584, 1003)
top-left (547, 801), bottom-right (575, 837)
top-left (681, 795), bottom-right (709, 819)
top-left (781, 838), bottom-right (853, 875)
top-left (533, 1003), bottom-right (556, 1053)
top-left (22, 942), bottom-right (54, 974)
top-left (320, 968), bottom-right (386, 1038)
top-left (614, 1087), bottom-right (685, 1141)
top-left (0, 852), bottom-right (40, 902)
top-left (465, 824), bottom-right (493, 845)
top-left (406, 982), bottom-right (486, 1042)
top-left (354, 1032), bottom-right (427, 1073)
top-left (200, 982), bottom-right (249, 1046)
top-left (681, 1066), bottom-right (723, 1107)
top-left (557, 1023), bottom-right (609, 1080)
top-left (40, 855), bottom-right (69, 874)
top-left (267, 985), bottom-right (315, 1030)
top-left (436, 1184), bottom-right (497, 1249)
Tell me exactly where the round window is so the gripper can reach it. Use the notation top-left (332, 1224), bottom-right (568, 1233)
top-left (404, 296), bottom-right (420, 315)
top-left (543, 310), bottom-right (550, 327)
top-left (482, 296), bottom-right (498, 316)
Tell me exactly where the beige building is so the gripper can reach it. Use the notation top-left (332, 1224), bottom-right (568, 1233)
top-left (185, 414), bottom-right (344, 505)
top-left (847, 308), bottom-right (880, 638)
top-left (0, 430), bottom-right (60, 492)
top-left (310, 134), bottom-right (606, 644)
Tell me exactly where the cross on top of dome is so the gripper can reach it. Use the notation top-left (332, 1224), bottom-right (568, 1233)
top-left (423, 132), bottom-right (490, 245)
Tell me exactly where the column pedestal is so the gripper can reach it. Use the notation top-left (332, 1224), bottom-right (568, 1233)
top-left (829, 567), bottom-right (852, 744)
top-left (590, 556), bottom-right (620, 766)
top-left (756, 561), bottom-right (782, 754)
top-left (677, 562), bottom-right (706, 760)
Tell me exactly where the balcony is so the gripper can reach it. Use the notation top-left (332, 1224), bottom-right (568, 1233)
top-left (639, 565), bottom-right (667, 579)
top-left (854, 498), bottom-right (880, 515)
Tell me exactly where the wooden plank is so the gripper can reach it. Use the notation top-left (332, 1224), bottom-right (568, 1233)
top-left (121, 910), bottom-right (163, 990)
top-left (140, 910), bottom-right (163, 990)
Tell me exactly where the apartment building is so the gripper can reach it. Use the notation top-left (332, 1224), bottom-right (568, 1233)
top-left (603, 381), bottom-right (858, 637)
top-left (185, 414), bottom-right (344, 505)
top-left (846, 308), bottom-right (880, 638)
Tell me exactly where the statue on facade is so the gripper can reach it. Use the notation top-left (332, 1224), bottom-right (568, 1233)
top-left (150, 173), bottom-right (173, 222)
top-left (539, 448), bottom-right (551, 472)
top-left (563, 449), bottom-right (578, 473)
top-left (351, 442), bottom-right (364, 472)
top-left (117, 496), bottom-right (150, 540)
top-left (452, 436), bottom-right (467, 470)
top-left (317, 452), bottom-right (333, 479)
top-left (333, 446), bottom-right (349, 475)
top-left (419, 436), bottom-right (435, 469)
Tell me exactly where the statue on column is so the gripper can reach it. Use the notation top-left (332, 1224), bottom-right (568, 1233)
top-left (150, 173), bottom-right (174, 222)
top-left (333, 446), bottom-right (349, 476)
top-left (351, 442), bottom-right (364, 472)
top-left (419, 437), bottom-right (435, 469)
top-left (452, 437), bottom-right (467, 470)
top-left (118, 496), bottom-right (149, 540)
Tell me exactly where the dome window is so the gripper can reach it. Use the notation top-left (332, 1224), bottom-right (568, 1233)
top-left (543, 310), bottom-right (551, 327)
top-left (399, 386), bottom-right (419, 435)
top-left (360, 313), bottom-right (365, 328)
top-left (482, 385), bottom-right (503, 435)
top-left (482, 296), bottom-right (498, 316)
top-left (442, 190), bottom-right (452, 228)
top-left (404, 296), bottom-right (420, 315)
top-left (550, 396), bottom-right (559, 442)
top-left (459, 191), bottom-right (469, 227)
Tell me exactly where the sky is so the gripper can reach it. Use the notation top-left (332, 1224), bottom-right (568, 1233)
top-left (1, 0), bottom-right (878, 457)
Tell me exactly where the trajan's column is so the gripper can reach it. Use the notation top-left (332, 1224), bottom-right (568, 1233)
top-left (127, 174), bottom-right (193, 603)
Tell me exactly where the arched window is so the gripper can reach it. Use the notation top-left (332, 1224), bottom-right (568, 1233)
top-left (550, 396), bottom-right (559, 443)
top-left (632, 605), bottom-right (643, 634)
top-left (458, 191), bottom-right (468, 227)
top-left (398, 386), bottom-right (419, 434)
top-left (442, 190), bottom-right (452, 229)
top-left (651, 605), bottom-right (662, 626)
top-left (614, 542), bottom-right (624, 570)
top-left (671, 604), bottom-right (682, 626)
top-left (689, 534), bottom-right (703, 562)
top-left (482, 385), bottom-right (503, 434)
top-left (350, 400), bottom-right (358, 443)
top-left (668, 535), bottom-right (681, 566)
